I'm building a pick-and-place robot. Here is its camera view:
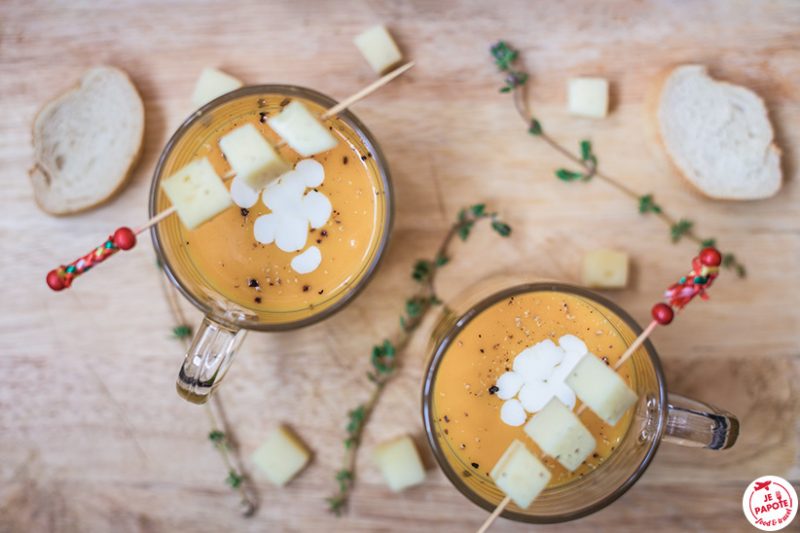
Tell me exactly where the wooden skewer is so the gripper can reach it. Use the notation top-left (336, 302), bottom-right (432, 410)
top-left (476, 320), bottom-right (659, 533)
top-left (47, 62), bottom-right (416, 291)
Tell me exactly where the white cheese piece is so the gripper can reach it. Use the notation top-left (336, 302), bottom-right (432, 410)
top-left (353, 25), bottom-right (403, 74)
top-left (373, 435), bottom-right (426, 492)
top-left (294, 158), bottom-right (325, 187)
top-left (251, 425), bottom-right (311, 486)
top-left (267, 101), bottom-right (338, 157)
top-left (291, 246), bottom-right (322, 274)
top-left (500, 398), bottom-right (527, 427)
top-left (191, 67), bottom-right (243, 108)
top-left (581, 249), bottom-right (629, 289)
top-left (229, 175), bottom-right (260, 208)
top-left (565, 354), bottom-right (639, 426)
top-left (253, 213), bottom-right (278, 244)
top-left (219, 123), bottom-right (290, 191)
top-left (274, 213), bottom-right (308, 252)
top-left (496, 371), bottom-right (523, 400)
top-left (524, 398), bottom-right (595, 472)
top-left (160, 157), bottom-right (232, 230)
top-left (302, 190), bottom-right (332, 229)
top-left (568, 77), bottom-right (610, 119)
top-left (490, 439), bottom-right (551, 509)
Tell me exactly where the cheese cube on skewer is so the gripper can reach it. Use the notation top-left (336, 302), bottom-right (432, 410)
top-left (267, 101), bottom-right (338, 157)
top-left (568, 77), bottom-right (609, 118)
top-left (251, 425), bottom-right (311, 486)
top-left (524, 398), bottom-right (596, 472)
top-left (373, 435), bottom-right (426, 492)
top-left (354, 25), bottom-right (403, 74)
top-left (490, 439), bottom-right (551, 509)
top-left (191, 67), bottom-right (243, 108)
top-left (565, 354), bottom-right (639, 426)
top-left (582, 249), bottom-right (629, 289)
top-left (219, 124), bottom-right (290, 191)
top-left (160, 157), bottom-right (232, 230)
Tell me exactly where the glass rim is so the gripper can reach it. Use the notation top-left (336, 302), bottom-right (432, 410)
top-left (148, 84), bottom-right (394, 332)
top-left (421, 281), bottom-right (668, 523)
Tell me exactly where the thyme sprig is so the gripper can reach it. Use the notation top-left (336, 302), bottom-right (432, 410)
top-left (490, 40), bottom-right (747, 277)
top-left (157, 261), bottom-right (259, 516)
top-left (327, 204), bottom-right (511, 515)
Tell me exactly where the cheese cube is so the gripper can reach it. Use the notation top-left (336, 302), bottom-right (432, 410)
top-left (160, 157), bottom-right (232, 230)
top-left (191, 67), bottom-right (243, 108)
top-left (581, 249), bottom-right (629, 289)
top-left (267, 101), bottom-right (338, 157)
top-left (373, 435), bottom-right (426, 492)
top-left (251, 426), bottom-right (311, 487)
top-left (354, 25), bottom-right (403, 74)
top-left (568, 77), bottom-right (609, 118)
top-left (490, 439), bottom-right (551, 509)
top-left (565, 354), bottom-right (639, 426)
top-left (524, 398), bottom-right (595, 472)
top-left (219, 124), bottom-right (290, 190)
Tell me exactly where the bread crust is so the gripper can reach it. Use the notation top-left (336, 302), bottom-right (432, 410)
top-left (649, 64), bottom-right (782, 201)
top-left (29, 66), bottom-right (145, 216)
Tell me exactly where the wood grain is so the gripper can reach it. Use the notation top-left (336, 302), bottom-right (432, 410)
top-left (1, 1), bottom-right (798, 531)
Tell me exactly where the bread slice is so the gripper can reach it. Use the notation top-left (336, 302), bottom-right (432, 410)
top-left (654, 65), bottom-right (781, 200)
top-left (30, 66), bottom-right (145, 215)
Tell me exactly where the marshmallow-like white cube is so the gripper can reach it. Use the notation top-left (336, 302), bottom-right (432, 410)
top-left (581, 249), bottom-right (629, 289)
top-left (160, 157), bottom-right (232, 230)
top-left (191, 67), bottom-right (243, 108)
top-left (219, 123), bottom-right (290, 191)
top-left (251, 426), bottom-right (311, 487)
top-left (353, 25), bottom-right (403, 74)
top-left (373, 435), bottom-right (426, 492)
top-left (568, 77), bottom-right (609, 118)
top-left (524, 398), bottom-right (595, 472)
top-left (490, 439), bottom-right (551, 509)
top-left (267, 101), bottom-right (338, 157)
top-left (566, 354), bottom-right (639, 426)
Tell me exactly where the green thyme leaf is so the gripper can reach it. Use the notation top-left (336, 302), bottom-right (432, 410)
top-left (555, 168), bottom-right (584, 182)
top-left (411, 260), bottom-right (432, 282)
top-left (670, 219), bottom-right (694, 242)
top-left (528, 119), bottom-right (543, 136)
top-left (405, 297), bottom-right (423, 318)
top-left (172, 325), bottom-right (192, 339)
top-left (491, 220), bottom-right (512, 237)
top-left (638, 194), bottom-right (663, 214)
top-left (435, 254), bottom-right (449, 266)
top-left (700, 238), bottom-right (717, 248)
top-left (208, 430), bottom-right (225, 443)
top-left (225, 470), bottom-right (243, 488)
top-left (458, 221), bottom-right (474, 241)
top-left (470, 203), bottom-right (486, 217)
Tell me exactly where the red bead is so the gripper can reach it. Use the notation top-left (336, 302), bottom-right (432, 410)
top-left (113, 227), bottom-right (137, 250)
top-left (46, 269), bottom-right (65, 291)
top-left (699, 247), bottom-right (722, 267)
top-left (651, 303), bottom-right (674, 325)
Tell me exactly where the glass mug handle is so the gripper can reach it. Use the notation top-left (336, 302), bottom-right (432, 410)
top-left (175, 316), bottom-right (247, 404)
top-left (663, 393), bottom-right (739, 450)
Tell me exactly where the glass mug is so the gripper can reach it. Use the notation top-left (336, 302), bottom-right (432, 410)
top-left (149, 86), bottom-right (393, 403)
top-left (422, 279), bottom-right (739, 523)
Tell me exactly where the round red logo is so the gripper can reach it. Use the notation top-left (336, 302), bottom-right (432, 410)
top-left (742, 475), bottom-right (797, 531)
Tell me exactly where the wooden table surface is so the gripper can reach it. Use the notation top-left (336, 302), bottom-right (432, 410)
top-left (1, 1), bottom-right (798, 531)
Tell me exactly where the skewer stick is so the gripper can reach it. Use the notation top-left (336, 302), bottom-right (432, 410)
top-left (46, 62), bottom-right (416, 291)
top-left (476, 248), bottom-right (723, 532)
top-left (476, 322), bottom-right (658, 532)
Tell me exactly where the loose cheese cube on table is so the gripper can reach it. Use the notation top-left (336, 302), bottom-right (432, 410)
top-left (490, 439), bottom-right (551, 509)
top-left (581, 249), bottom-right (629, 289)
top-left (267, 101), bottom-right (338, 157)
top-left (354, 25), bottom-right (403, 74)
top-left (565, 354), bottom-right (638, 426)
top-left (160, 157), bottom-right (232, 230)
top-left (373, 435), bottom-right (426, 492)
top-left (219, 124), bottom-right (290, 191)
top-left (568, 77), bottom-right (609, 118)
top-left (524, 398), bottom-right (595, 472)
top-left (191, 67), bottom-right (243, 108)
top-left (251, 425), bottom-right (311, 487)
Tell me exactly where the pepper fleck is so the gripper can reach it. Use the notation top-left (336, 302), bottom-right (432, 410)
top-left (360, 155), bottom-right (367, 161)
top-left (247, 278), bottom-right (259, 288)
top-left (471, 462), bottom-right (480, 469)
top-left (302, 285), bottom-right (310, 292)
top-left (318, 289), bottom-right (324, 295)
top-left (443, 415), bottom-right (450, 423)
top-left (258, 112), bottom-right (268, 123)
top-left (254, 296), bottom-right (262, 304)
top-left (488, 385), bottom-right (499, 395)
top-left (240, 208), bottom-right (249, 217)
top-left (343, 156), bottom-right (348, 165)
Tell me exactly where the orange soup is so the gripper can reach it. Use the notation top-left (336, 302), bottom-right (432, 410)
top-left (155, 92), bottom-right (389, 325)
top-left (430, 289), bottom-right (636, 488)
